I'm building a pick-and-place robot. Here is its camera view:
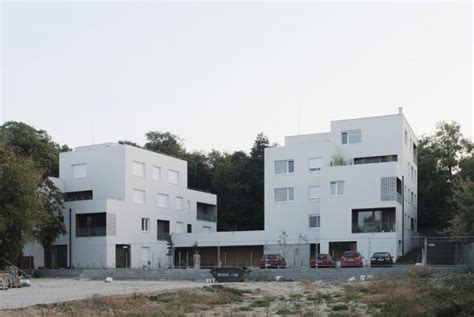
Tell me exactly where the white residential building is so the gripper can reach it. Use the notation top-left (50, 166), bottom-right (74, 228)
top-left (24, 109), bottom-right (418, 268)
top-left (173, 109), bottom-right (419, 266)
top-left (24, 143), bottom-right (217, 269)
top-left (263, 108), bottom-right (418, 262)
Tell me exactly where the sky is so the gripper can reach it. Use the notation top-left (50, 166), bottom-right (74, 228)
top-left (1, 1), bottom-right (472, 153)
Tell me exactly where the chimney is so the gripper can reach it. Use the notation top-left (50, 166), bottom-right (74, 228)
top-left (398, 107), bottom-right (403, 114)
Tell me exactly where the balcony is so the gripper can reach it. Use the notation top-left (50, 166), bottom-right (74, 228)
top-left (352, 208), bottom-right (396, 233)
top-left (352, 222), bottom-right (396, 233)
top-left (76, 212), bottom-right (107, 237)
top-left (76, 226), bottom-right (106, 237)
top-left (157, 232), bottom-right (170, 241)
top-left (197, 202), bottom-right (217, 222)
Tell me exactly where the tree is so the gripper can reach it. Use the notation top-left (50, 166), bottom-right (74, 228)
top-left (417, 121), bottom-right (472, 233)
top-left (0, 122), bottom-right (66, 255)
top-left (0, 143), bottom-right (43, 264)
top-left (444, 177), bottom-right (474, 236)
top-left (144, 132), bottom-right (186, 158)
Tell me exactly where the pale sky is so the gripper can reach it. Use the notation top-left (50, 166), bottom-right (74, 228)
top-left (1, 1), bottom-right (472, 153)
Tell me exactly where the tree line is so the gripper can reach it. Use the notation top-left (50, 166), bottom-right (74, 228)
top-left (0, 120), bottom-right (472, 265)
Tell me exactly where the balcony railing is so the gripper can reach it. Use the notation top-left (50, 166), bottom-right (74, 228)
top-left (352, 222), bottom-right (396, 233)
top-left (76, 226), bottom-right (106, 237)
top-left (197, 213), bottom-right (217, 222)
top-left (157, 232), bottom-right (170, 241)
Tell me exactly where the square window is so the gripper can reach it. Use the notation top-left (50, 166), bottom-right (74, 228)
top-left (72, 163), bottom-right (87, 178)
top-left (330, 181), bottom-right (344, 196)
top-left (309, 215), bottom-right (320, 228)
top-left (132, 189), bottom-right (145, 204)
top-left (132, 161), bottom-right (145, 177)
top-left (168, 170), bottom-right (179, 185)
top-left (157, 193), bottom-right (169, 208)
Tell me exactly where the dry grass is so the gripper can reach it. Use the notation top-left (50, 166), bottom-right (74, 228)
top-left (3, 273), bottom-right (473, 317)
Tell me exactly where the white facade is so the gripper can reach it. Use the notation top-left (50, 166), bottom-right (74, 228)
top-left (263, 110), bottom-right (418, 262)
top-left (24, 143), bottom-right (217, 269)
top-left (174, 110), bottom-right (419, 266)
top-left (24, 110), bottom-right (418, 268)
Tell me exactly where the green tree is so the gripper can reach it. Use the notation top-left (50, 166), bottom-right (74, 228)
top-left (0, 143), bottom-right (43, 264)
top-left (144, 132), bottom-right (186, 158)
top-left (0, 122), bottom-right (66, 255)
top-left (118, 140), bottom-right (142, 148)
top-left (444, 177), bottom-right (474, 236)
top-left (417, 122), bottom-right (472, 233)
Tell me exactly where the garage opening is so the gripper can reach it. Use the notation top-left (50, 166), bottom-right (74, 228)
top-left (329, 241), bottom-right (357, 260)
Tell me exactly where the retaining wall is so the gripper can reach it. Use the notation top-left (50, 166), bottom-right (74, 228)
top-left (35, 265), bottom-right (468, 282)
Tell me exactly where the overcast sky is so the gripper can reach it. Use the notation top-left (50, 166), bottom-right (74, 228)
top-left (1, 1), bottom-right (472, 153)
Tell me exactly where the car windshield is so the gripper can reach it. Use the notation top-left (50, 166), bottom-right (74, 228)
top-left (317, 254), bottom-right (328, 260)
top-left (265, 255), bottom-right (277, 259)
top-left (343, 251), bottom-right (359, 258)
top-left (373, 252), bottom-right (390, 257)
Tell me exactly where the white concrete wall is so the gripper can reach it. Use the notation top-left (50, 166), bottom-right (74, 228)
top-left (30, 143), bottom-right (218, 269)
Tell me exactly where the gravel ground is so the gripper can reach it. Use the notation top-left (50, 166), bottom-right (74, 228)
top-left (0, 278), bottom-right (207, 310)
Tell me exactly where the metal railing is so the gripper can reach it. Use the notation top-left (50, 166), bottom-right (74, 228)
top-left (352, 222), bottom-right (396, 233)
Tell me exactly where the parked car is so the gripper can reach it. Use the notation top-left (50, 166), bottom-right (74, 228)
top-left (310, 254), bottom-right (336, 268)
top-left (340, 251), bottom-right (363, 267)
top-left (370, 252), bottom-right (394, 267)
top-left (259, 254), bottom-right (286, 268)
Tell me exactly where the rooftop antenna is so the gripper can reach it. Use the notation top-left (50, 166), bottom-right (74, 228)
top-left (91, 120), bottom-right (95, 145)
top-left (298, 104), bottom-right (301, 135)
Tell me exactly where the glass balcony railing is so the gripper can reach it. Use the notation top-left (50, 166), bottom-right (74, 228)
top-left (197, 213), bottom-right (217, 222)
top-left (157, 232), bottom-right (170, 241)
top-left (352, 222), bottom-right (396, 233)
top-left (76, 226), bottom-right (106, 237)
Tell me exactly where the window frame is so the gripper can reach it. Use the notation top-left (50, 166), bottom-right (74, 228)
top-left (274, 159), bottom-right (295, 174)
top-left (308, 157), bottom-right (322, 172)
top-left (341, 129), bottom-right (362, 144)
top-left (274, 187), bottom-right (295, 203)
top-left (132, 189), bottom-right (146, 205)
top-left (168, 169), bottom-right (180, 185)
top-left (132, 161), bottom-right (145, 177)
top-left (141, 218), bottom-right (150, 232)
top-left (330, 181), bottom-right (344, 197)
top-left (308, 214), bottom-right (321, 229)
top-left (72, 163), bottom-right (87, 179)
top-left (308, 186), bottom-right (321, 201)
top-left (157, 193), bottom-right (169, 208)
top-left (152, 166), bottom-right (161, 181)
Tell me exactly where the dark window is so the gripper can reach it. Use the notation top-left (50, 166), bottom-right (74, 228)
top-left (397, 178), bottom-right (402, 194)
top-left (354, 155), bottom-right (397, 165)
top-left (76, 213), bottom-right (106, 237)
top-left (413, 144), bottom-right (417, 165)
top-left (65, 190), bottom-right (93, 201)
top-left (197, 202), bottom-right (217, 222)
top-left (157, 220), bottom-right (170, 240)
top-left (352, 208), bottom-right (396, 233)
top-left (187, 224), bottom-right (192, 233)
top-left (411, 218), bottom-right (414, 230)
top-left (341, 132), bottom-right (348, 144)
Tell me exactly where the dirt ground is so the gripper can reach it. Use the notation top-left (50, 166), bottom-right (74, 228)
top-left (1, 269), bottom-right (473, 317)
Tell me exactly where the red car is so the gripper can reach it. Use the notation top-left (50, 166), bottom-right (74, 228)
top-left (259, 254), bottom-right (286, 269)
top-left (340, 251), bottom-right (364, 268)
top-left (310, 254), bottom-right (336, 268)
